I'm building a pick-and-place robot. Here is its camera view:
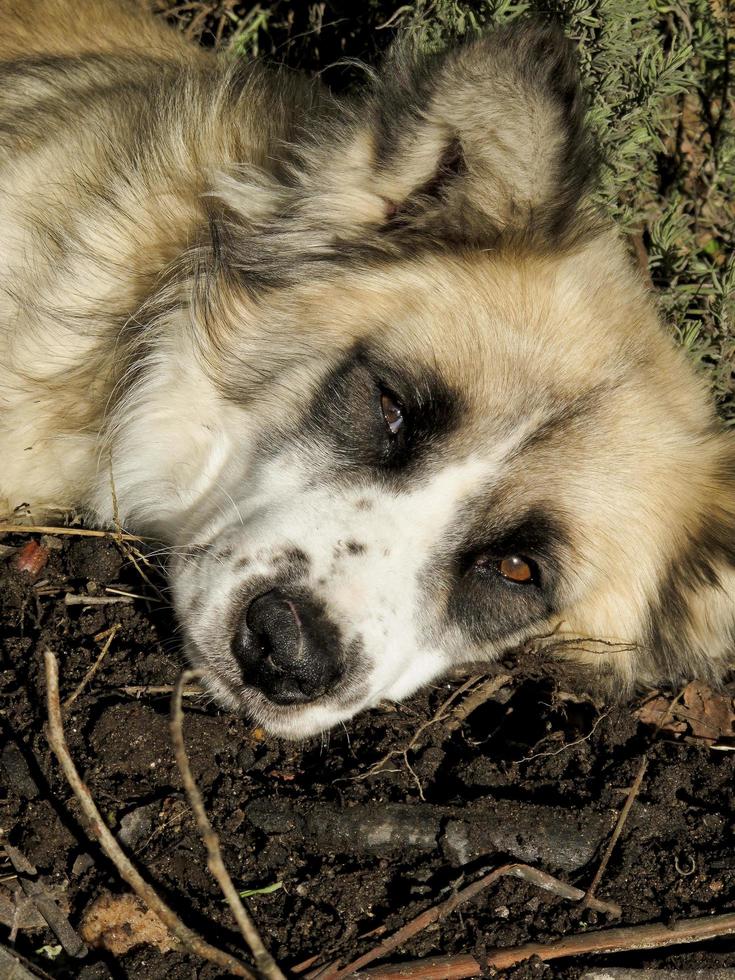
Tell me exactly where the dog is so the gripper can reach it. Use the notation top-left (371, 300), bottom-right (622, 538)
top-left (1, 0), bottom-right (733, 738)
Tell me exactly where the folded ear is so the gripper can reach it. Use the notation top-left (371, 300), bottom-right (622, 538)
top-left (214, 21), bottom-right (598, 286)
top-left (342, 20), bottom-right (598, 248)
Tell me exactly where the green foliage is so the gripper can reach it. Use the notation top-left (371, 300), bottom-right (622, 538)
top-left (160, 0), bottom-right (733, 418)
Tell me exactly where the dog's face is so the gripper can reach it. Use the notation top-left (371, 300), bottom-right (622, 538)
top-left (167, 241), bottom-right (735, 737)
top-left (105, 25), bottom-right (735, 737)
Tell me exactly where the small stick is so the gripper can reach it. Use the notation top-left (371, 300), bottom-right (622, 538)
top-left (307, 863), bottom-right (619, 980)
top-left (64, 594), bottom-right (133, 607)
top-left (43, 649), bottom-right (255, 979)
top-left (63, 624), bottom-right (121, 710)
top-left (308, 865), bottom-right (513, 980)
top-left (107, 461), bottom-right (168, 604)
top-left (119, 684), bottom-right (205, 697)
top-left (505, 864), bottom-right (620, 915)
top-left (583, 755), bottom-right (647, 906)
top-left (359, 674), bottom-right (498, 795)
top-left (105, 587), bottom-right (163, 602)
top-left (584, 686), bottom-right (685, 905)
top-left (357, 909), bottom-right (735, 977)
top-left (0, 524), bottom-right (144, 542)
top-left (442, 673), bottom-right (512, 734)
top-left (171, 669), bottom-right (286, 980)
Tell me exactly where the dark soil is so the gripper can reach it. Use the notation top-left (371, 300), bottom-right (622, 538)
top-left (1, 533), bottom-right (734, 979)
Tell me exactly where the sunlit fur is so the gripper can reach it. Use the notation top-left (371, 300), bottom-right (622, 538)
top-left (1, 1), bottom-right (734, 737)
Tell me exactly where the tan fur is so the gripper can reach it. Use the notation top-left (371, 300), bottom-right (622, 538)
top-left (1, 1), bottom-right (733, 726)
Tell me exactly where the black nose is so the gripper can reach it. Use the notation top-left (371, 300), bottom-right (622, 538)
top-left (234, 588), bottom-right (343, 705)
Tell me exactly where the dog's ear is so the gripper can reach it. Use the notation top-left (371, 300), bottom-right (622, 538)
top-left (213, 21), bottom-right (597, 287)
top-left (643, 440), bottom-right (735, 687)
top-left (339, 21), bottom-right (598, 248)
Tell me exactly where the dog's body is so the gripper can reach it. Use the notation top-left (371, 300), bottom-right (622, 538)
top-left (2, 0), bottom-right (734, 736)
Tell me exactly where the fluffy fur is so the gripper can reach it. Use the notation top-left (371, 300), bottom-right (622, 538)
top-left (1, 0), bottom-right (734, 736)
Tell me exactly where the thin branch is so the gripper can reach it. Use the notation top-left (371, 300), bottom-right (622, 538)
top-left (357, 674), bottom-right (503, 794)
top-left (119, 684), bottom-right (205, 697)
top-left (307, 863), bottom-right (619, 980)
top-left (442, 673), bottom-right (513, 734)
top-left (584, 686), bottom-right (686, 904)
top-left (63, 624), bottom-right (121, 710)
top-left (0, 943), bottom-right (50, 980)
top-left (43, 649), bottom-right (255, 979)
top-left (64, 594), bottom-right (133, 607)
top-left (0, 524), bottom-right (145, 542)
top-left (583, 755), bottom-right (647, 906)
top-left (170, 669), bottom-right (286, 980)
top-left (357, 909), bottom-right (735, 977)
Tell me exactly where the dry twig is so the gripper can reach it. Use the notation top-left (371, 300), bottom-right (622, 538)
top-left (306, 863), bottom-right (619, 980)
top-left (357, 674), bottom-right (511, 798)
top-left (119, 683), bottom-right (205, 697)
top-left (64, 594), bottom-right (132, 608)
top-left (583, 755), bottom-right (647, 906)
top-left (109, 460), bottom-right (169, 603)
top-left (357, 909), bottom-right (735, 977)
top-left (0, 943), bottom-right (48, 980)
top-left (442, 673), bottom-right (513, 735)
top-left (43, 648), bottom-right (255, 979)
top-left (171, 669), bottom-right (286, 980)
top-left (584, 686), bottom-right (686, 905)
top-left (63, 624), bottom-right (121, 711)
top-left (0, 523), bottom-right (144, 541)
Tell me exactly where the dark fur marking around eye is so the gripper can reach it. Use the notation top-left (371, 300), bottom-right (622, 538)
top-left (303, 342), bottom-right (462, 483)
top-left (444, 507), bottom-right (568, 646)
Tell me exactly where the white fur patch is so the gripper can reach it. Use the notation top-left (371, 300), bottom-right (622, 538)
top-left (171, 436), bottom-right (531, 738)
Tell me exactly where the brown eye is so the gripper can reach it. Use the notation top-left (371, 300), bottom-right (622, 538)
top-left (498, 556), bottom-right (535, 584)
top-left (380, 391), bottom-right (403, 436)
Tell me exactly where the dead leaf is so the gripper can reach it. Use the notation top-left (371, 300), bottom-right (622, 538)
top-left (634, 694), bottom-right (687, 734)
top-left (80, 892), bottom-right (177, 955)
top-left (635, 683), bottom-right (735, 743)
top-left (681, 681), bottom-right (735, 742)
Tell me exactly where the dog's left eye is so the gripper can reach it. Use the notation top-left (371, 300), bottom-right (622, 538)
top-left (498, 556), bottom-right (535, 583)
top-left (380, 390), bottom-right (404, 436)
top-left (473, 553), bottom-right (538, 585)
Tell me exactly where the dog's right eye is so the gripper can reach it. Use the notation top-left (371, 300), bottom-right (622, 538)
top-left (380, 389), bottom-right (404, 437)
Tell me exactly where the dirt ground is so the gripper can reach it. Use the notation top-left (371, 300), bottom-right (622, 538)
top-left (1, 532), bottom-right (734, 978)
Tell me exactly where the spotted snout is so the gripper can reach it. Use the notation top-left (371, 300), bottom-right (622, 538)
top-left (232, 588), bottom-right (344, 705)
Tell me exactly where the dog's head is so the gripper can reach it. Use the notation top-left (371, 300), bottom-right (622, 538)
top-left (115, 25), bottom-right (735, 736)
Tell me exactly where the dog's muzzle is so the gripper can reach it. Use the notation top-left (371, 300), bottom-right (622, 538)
top-left (232, 588), bottom-right (344, 705)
